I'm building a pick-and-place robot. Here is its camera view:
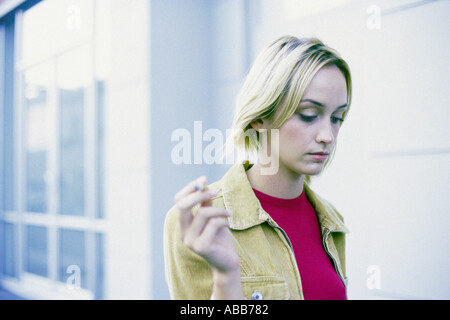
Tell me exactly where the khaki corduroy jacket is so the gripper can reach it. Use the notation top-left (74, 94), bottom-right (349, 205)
top-left (163, 164), bottom-right (349, 300)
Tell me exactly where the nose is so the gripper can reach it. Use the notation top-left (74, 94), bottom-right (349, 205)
top-left (316, 120), bottom-right (334, 145)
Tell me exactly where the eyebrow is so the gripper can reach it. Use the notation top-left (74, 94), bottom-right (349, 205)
top-left (300, 99), bottom-right (348, 110)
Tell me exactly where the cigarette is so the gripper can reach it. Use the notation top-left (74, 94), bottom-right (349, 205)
top-left (194, 184), bottom-right (208, 192)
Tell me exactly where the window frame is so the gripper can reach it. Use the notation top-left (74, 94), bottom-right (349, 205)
top-left (0, 0), bottom-right (105, 300)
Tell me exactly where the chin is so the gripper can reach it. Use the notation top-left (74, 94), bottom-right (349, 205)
top-left (305, 169), bottom-right (324, 176)
top-left (281, 158), bottom-right (326, 177)
top-left (297, 163), bottom-right (325, 176)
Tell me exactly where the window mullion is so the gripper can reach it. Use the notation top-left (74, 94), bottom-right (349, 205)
top-left (84, 47), bottom-right (97, 295)
top-left (47, 58), bottom-right (59, 283)
top-left (13, 8), bottom-right (24, 281)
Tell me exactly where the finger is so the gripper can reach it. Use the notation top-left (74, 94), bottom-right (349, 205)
top-left (184, 207), bottom-right (231, 243)
top-left (174, 176), bottom-right (207, 203)
top-left (174, 176), bottom-right (206, 235)
top-left (177, 189), bottom-right (218, 237)
top-left (185, 216), bottom-right (230, 255)
top-left (196, 217), bottom-right (230, 249)
top-left (176, 188), bottom-right (218, 213)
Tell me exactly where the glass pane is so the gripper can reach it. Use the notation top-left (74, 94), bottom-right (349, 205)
top-left (58, 229), bottom-right (86, 289)
top-left (1, 222), bottom-right (16, 277)
top-left (94, 1), bottom-right (109, 219)
top-left (58, 46), bottom-right (91, 216)
top-left (96, 80), bottom-right (105, 219)
top-left (22, 0), bottom-right (94, 65)
top-left (24, 62), bottom-right (54, 213)
top-left (25, 226), bottom-right (48, 277)
top-left (94, 0), bottom-right (109, 220)
top-left (2, 17), bottom-right (15, 211)
top-left (95, 233), bottom-right (104, 299)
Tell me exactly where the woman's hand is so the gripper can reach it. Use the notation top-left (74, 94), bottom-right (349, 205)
top-left (174, 176), bottom-right (243, 299)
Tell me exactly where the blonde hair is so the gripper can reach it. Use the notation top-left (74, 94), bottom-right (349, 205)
top-left (224, 35), bottom-right (352, 184)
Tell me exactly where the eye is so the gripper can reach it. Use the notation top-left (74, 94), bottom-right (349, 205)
top-left (299, 114), bottom-right (317, 122)
top-left (331, 116), bottom-right (344, 124)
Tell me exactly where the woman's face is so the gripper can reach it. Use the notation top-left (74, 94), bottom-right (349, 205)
top-left (261, 65), bottom-right (348, 178)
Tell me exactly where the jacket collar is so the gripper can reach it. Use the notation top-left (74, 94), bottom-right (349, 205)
top-left (221, 164), bottom-right (349, 234)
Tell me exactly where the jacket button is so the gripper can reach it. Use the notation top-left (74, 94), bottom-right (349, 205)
top-left (251, 291), bottom-right (263, 300)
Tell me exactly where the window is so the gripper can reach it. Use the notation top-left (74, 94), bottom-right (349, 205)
top-left (0, 0), bottom-right (107, 299)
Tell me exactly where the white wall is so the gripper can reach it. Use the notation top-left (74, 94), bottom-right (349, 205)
top-left (247, 0), bottom-right (450, 299)
top-left (103, 0), bottom-right (151, 299)
top-left (150, 0), bottom-right (218, 299)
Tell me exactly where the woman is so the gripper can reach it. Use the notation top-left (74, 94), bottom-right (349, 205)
top-left (164, 35), bottom-right (352, 300)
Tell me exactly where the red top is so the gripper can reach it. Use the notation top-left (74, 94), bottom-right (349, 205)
top-left (253, 188), bottom-right (347, 300)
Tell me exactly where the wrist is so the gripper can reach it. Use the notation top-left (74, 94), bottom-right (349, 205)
top-left (211, 267), bottom-right (244, 300)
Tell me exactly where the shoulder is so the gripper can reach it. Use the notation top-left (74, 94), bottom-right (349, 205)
top-left (304, 184), bottom-right (349, 232)
top-left (316, 191), bottom-right (345, 221)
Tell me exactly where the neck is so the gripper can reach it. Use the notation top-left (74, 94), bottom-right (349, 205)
top-left (246, 161), bottom-right (305, 199)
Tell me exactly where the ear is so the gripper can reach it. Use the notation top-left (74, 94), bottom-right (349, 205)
top-left (249, 118), bottom-right (265, 132)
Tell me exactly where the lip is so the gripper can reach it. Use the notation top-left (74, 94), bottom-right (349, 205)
top-left (308, 152), bottom-right (329, 162)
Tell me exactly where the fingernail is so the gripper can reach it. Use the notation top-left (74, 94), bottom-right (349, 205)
top-left (208, 189), bottom-right (217, 196)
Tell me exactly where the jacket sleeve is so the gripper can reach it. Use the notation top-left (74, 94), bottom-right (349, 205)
top-left (163, 205), bottom-right (214, 300)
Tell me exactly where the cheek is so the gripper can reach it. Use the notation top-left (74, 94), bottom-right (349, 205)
top-left (279, 121), bottom-right (310, 150)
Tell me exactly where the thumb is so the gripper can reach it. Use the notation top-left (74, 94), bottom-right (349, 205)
top-left (201, 188), bottom-right (217, 207)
